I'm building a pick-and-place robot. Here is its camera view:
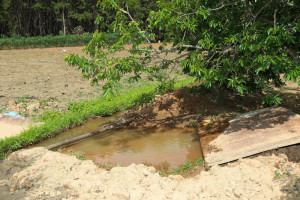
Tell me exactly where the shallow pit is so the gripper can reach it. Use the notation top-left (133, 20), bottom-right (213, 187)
top-left (62, 127), bottom-right (202, 169)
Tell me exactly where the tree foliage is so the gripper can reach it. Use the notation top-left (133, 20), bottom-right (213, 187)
top-left (0, 0), bottom-right (157, 37)
top-left (0, 0), bottom-right (99, 36)
top-left (67, 0), bottom-right (299, 104)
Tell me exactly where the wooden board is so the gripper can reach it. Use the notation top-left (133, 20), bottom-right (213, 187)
top-left (201, 107), bottom-right (300, 166)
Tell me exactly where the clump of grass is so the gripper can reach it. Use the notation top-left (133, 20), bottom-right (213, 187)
top-left (14, 95), bottom-right (33, 104)
top-left (67, 150), bottom-right (86, 161)
top-left (0, 79), bottom-right (194, 159)
top-left (275, 172), bottom-right (282, 179)
top-left (159, 158), bottom-right (205, 176)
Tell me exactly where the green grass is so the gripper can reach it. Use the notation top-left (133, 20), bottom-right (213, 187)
top-left (14, 95), bottom-right (33, 104)
top-left (0, 79), bottom-right (194, 159)
top-left (0, 34), bottom-right (93, 50)
top-left (159, 158), bottom-right (204, 176)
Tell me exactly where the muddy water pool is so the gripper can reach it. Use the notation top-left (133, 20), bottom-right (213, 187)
top-left (35, 116), bottom-right (203, 169)
top-left (63, 127), bottom-right (202, 168)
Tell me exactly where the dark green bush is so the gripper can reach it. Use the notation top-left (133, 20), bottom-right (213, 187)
top-left (0, 34), bottom-right (94, 50)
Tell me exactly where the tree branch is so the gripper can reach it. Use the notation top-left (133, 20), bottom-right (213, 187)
top-left (246, 0), bottom-right (273, 27)
top-left (125, 4), bottom-right (160, 54)
top-left (209, 1), bottom-right (244, 12)
top-left (133, 45), bottom-right (205, 54)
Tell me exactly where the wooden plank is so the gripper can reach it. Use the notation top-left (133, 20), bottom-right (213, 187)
top-left (201, 107), bottom-right (300, 166)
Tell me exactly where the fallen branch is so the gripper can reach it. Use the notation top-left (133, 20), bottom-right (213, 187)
top-left (46, 117), bottom-right (135, 150)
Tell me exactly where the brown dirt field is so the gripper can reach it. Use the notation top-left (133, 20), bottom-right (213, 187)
top-left (0, 47), bottom-right (100, 111)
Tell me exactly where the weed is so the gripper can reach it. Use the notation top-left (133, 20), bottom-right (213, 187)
top-left (68, 150), bottom-right (86, 161)
top-left (284, 172), bottom-right (291, 176)
top-left (39, 99), bottom-right (49, 107)
top-left (194, 158), bottom-right (204, 167)
top-left (0, 152), bottom-right (7, 159)
top-left (275, 172), bottom-right (282, 179)
top-left (14, 95), bottom-right (32, 104)
top-left (23, 163), bottom-right (31, 169)
top-left (161, 158), bottom-right (204, 175)
top-left (23, 112), bottom-right (30, 118)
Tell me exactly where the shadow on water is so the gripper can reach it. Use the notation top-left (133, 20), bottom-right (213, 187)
top-left (32, 113), bottom-right (122, 147)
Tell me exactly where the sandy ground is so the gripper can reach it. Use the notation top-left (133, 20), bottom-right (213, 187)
top-left (0, 116), bottom-right (43, 139)
top-left (0, 147), bottom-right (299, 200)
top-left (0, 121), bottom-right (28, 139)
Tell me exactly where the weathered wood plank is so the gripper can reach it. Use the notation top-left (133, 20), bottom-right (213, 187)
top-left (201, 107), bottom-right (300, 166)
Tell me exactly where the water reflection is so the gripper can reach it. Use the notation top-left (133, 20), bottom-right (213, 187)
top-left (63, 127), bottom-right (202, 168)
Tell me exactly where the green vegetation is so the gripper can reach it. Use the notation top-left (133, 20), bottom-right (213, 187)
top-left (0, 0), bottom-right (158, 37)
top-left (159, 158), bottom-right (204, 176)
top-left (14, 95), bottom-right (33, 104)
top-left (275, 172), bottom-right (282, 179)
top-left (67, 150), bottom-right (86, 161)
top-left (0, 79), bottom-right (193, 160)
top-left (66, 0), bottom-right (299, 105)
top-left (0, 34), bottom-right (93, 50)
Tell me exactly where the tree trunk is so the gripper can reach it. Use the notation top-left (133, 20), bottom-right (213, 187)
top-left (39, 12), bottom-right (42, 36)
top-left (62, 8), bottom-right (66, 35)
top-left (46, 117), bottom-right (134, 150)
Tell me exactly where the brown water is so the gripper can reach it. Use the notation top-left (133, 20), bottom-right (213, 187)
top-left (34, 114), bottom-right (121, 147)
top-left (63, 127), bottom-right (203, 168)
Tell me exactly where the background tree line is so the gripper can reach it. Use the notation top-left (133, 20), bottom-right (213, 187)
top-left (0, 0), bottom-right (157, 37)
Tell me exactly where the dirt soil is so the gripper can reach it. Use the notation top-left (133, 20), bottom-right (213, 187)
top-left (0, 147), bottom-right (299, 200)
top-left (0, 47), bottom-right (100, 111)
top-left (125, 81), bottom-right (300, 129)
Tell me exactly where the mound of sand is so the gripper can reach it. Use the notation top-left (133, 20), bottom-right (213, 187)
top-left (0, 147), bottom-right (299, 200)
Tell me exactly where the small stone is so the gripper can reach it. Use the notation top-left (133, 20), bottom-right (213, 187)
top-left (142, 169), bottom-right (150, 176)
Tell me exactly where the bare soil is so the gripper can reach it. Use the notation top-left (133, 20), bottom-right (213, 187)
top-left (0, 47), bottom-right (100, 111)
top-left (0, 147), bottom-right (299, 200)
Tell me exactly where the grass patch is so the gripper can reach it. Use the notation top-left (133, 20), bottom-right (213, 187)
top-left (0, 79), bottom-right (194, 159)
top-left (0, 34), bottom-right (93, 50)
top-left (14, 95), bottom-right (33, 104)
top-left (67, 150), bottom-right (86, 161)
top-left (158, 158), bottom-right (205, 176)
